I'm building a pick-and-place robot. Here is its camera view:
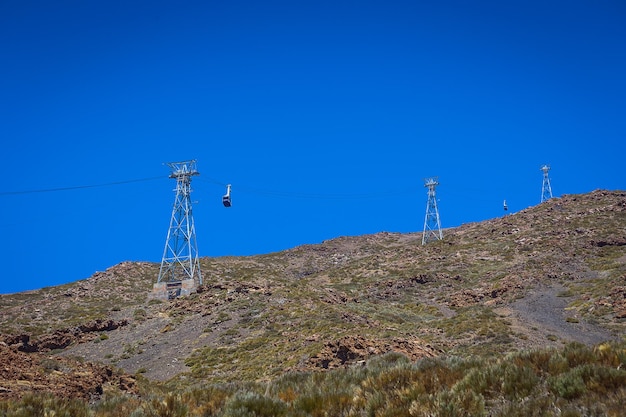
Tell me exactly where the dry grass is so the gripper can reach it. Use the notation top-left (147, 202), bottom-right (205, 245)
top-left (1, 340), bottom-right (624, 416)
top-left (1, 190), bottom-right (624, 413)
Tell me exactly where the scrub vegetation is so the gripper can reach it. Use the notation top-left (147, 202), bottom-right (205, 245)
top-left (1, 341), bottom-right (624, 416)
top-left (0, 190), bottom-right (625, 415)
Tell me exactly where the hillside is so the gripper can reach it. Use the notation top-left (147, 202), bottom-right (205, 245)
top-left (0, 190), bottom-right (624, 408)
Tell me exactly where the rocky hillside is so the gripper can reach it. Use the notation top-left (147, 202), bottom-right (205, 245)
top-left (0, 190), bottom-right (624, 399)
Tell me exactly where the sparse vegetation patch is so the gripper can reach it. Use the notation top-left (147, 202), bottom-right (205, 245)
top-left (0, 190), bottom-right (625, 414)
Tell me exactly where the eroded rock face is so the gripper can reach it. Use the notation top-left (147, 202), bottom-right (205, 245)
top-left (308, 335), bottom-right (438, 369)
top-left (3, 319), bottom-right (128, 353)
top-left (0, 343), bottom-right (137, 400)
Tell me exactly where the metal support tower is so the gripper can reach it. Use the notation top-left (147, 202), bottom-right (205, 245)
top-left (540, 164), bottom-right (553, 203)
top-left (158, 160), bottom-right (202, 288)
top-left (422, 177), bottom-right (443, 245)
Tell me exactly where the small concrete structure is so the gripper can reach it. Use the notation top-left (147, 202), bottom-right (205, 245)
top-left (151, 279), bottom-right (198, 300)
top-left (180, 279), bottom-right (197, 296)
top-left (151, 282), bottom-right (169, 300)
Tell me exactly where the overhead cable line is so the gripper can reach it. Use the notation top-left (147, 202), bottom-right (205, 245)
top-left (198, 177), bottom-right (420, 200)
top-left (1, 173), bottom-right (419, 200)
top-left (0, 176), bottom-right (165, 196)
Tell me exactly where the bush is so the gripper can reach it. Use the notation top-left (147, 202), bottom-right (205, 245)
top-left (490, 393), bottom-right (558, 417)
top-left (294, 388), bottom-right (353, 417)
top-left (453, 357), bottom-right (539, 401)
top-left (366, 351), bottom-right (411, 372)
top-left (594, 341), bottom-right (626, 368)
top-left (181, 384), bottom-right (236, 416)
top-left (415, 357), bottom-right (467, 393)
top-left (562, 343), bottom-right (594, 368)
top-left (432, 389), bottom-right (486, 417)
top-left (268, 371), bottom-right (312, 403)
top-left (133, 309), bottom-right (148, 322)
top-left (40, 358), bottom-right (62, 373)
top-left (549, 371), bottom-right (586, 399)
top-left (289, 369), bottom-right (362, 417)
top-left (500, 363), bottom-right (539, 400)
top-left (3, 394), bottom-right (91, 417)
top-left (93, 394), bottom-right (143, 417)
top-left (143, 393), bottom-right (188, 417)
top-left (222, 391), bottom-right (288, 417)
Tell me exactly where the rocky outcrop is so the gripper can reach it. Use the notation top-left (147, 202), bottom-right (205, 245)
top-left (0, 343), bottom-right (136, 400)
top-left (308, 335), bottom-right (438, 369)
top-left (3, 319), bottom-right (128, 353)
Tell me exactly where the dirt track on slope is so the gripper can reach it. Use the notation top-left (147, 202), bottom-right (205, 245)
top-left (496, 284), bottom-right (619, 348)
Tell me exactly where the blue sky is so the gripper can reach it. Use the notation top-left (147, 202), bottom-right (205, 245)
top-left (1, 0), bottom-right (624, 293)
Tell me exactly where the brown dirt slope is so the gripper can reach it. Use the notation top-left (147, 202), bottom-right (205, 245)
top-left (0, 189), bottom-right (624, 395)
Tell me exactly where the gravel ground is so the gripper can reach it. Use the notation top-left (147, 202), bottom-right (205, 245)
top-left (498, 283), bottom-right (619, 348)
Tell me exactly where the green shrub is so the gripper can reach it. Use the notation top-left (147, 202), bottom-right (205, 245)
top-left (547, 352), bottom-right (569, 375)
top-left (357, 365), bottom-right (424, 415)
top-left (180, 384), bottom-right (235, 416)
top-left (453, 358), bottom-right (539, 401)
top-left (500, 363), bottom-right (539, 400)
top-left (594, 341), bottom-right (626, 368)
top-left (143, 393), bottom-right (188, 417)
top-left (268, 371), bottom-right (312, 402)
top-left (222, 391), bottom-right (288, 417)
top-left (3, 394), bottom-right (91, 417)
top-left (549, 371), bottom-right (586, 399)
top-left (512, 348), bottom-right (555, 374)
top-left (452, 362), bottom-right (499, 399)
top-left (133, 309), bottom-right (148, 322)
top-left (432, 389), bottom-right (486, 417)
top-left (93, 394), bottom-right (143, 417)
top-left (40, 358), bottom-right (62, 373)
top-left (562, 343), bottom-right (594, 368)
top-left (294, 387), bottom-right (353, 417)
top-left (489, 393), bottom-right (557, 417)
top-left (414, 357), bottom-right (467, 393)
top-left (570, 364), bottom-right (626, 395)
top-left (366, 351), bottom-right (411, 372)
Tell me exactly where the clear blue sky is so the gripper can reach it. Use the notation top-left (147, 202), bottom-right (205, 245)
top-left (1, 0), bottom-right (624, 293)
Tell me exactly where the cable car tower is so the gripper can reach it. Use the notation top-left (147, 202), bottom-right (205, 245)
top-left (422, 177), bottom-right (443, 245)
top-left (540, 164), bottom-right (553, 203)
top-left (155, 160), bottom-right (202, 298)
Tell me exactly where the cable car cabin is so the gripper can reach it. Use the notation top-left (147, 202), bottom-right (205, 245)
top-left (222, 184), bottom-right (232, 207)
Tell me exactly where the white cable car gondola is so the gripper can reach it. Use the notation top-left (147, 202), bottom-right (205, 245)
top-left (222, 184), bottom-right (232, 207)
top-left (503, 199), bottom-right (508, 211)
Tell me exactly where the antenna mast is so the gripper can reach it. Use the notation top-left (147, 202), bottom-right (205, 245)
top-left (154, 160), bottom-right (202, 299)
top-left (540, 164), bottom-right (553, 203)
top-left (422, 177), bottom-right (443, 245)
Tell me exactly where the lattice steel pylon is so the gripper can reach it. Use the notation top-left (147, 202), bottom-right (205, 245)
top-left (422, 177), bottom-right (443, 245)
top-left (157, 160), bottom-right (202, 289)
top-left (540, 164), bottom-right (553, 203)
